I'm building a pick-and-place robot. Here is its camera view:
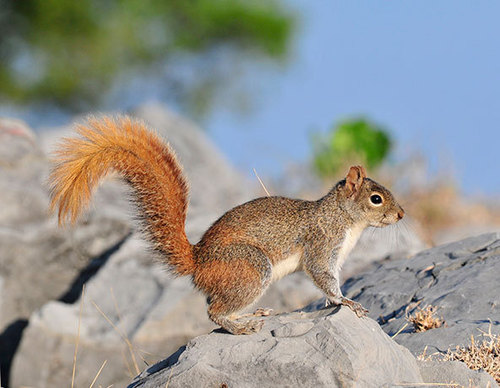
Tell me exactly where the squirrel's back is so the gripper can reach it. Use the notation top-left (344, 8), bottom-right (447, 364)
top-left (195, 196), bottom-right (317, 264)
top-left (49, 115), bottom-right (195, 275)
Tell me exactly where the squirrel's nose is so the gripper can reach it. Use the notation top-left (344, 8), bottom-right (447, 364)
top-left (397, 208), bottom-right (405, 220)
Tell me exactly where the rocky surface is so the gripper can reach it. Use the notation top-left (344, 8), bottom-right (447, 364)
top-left (340, 232), bottom-right (500, 358)
top-left (418, 360), bottom-right (497, 387)
top-left (128, 306), bottom-right (423, 388)
top-left (0, 118), bottom-right (131, 385)
top-left (0, 117), bottom-right (49, 227)
top-left (128, 305), bottom-right (496, 388)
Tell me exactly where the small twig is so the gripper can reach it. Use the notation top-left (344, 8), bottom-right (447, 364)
top-left (89, 359), bottom-right (107, 388)
top-left (110, 288), bottom-right (147, 368)
top-left (165, 368), bottom-right (174, 388)
top-left (391, 322), bottom-right (408, 338)
top-left (122, 348), bottom-right (135, 378)
top-left (253, 168), bottom-right (271, 197)
top-left (71, 285), bottom-right (86, 388)
top-left (90, 299), bottom-right (140, 374)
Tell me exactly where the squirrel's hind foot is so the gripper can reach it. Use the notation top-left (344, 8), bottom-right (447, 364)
top-left (213, 315), bottom-right (264, 335)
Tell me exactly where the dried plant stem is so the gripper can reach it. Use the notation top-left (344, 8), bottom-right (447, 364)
top-left (71, 285), bottom-right (86, 388)
top-left (253, 168), bottom-right (271, 197)
top-left (89, 359), bottom-right (107, 388)
top-left (91, 299), bottom-right (140, 375)
top-left (407, 305), bottom-right (445, 332)
top-left (391, 322), bottom-right (409, 339)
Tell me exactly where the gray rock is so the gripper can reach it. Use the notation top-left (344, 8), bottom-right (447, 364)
top-left (10, 234), bottom-right (324, 388)
top-left (128, 306), bottom-right (423, 388)
top-left (11, 236), bottom-right (200, 388)
top-left (341, 232), bottom-right (500, 358)
top-left (0, 216), bottom-right (130, 386)
top-left (0, 217), bottom-right (130, 330)
top-left (0, 118), bottom-right (49, 227)
top-left (0, 116), bottom-right (131, 330)
top-left (418, 360), bottom-right (497, 387)
top-left (0, 117), bottom-right (133, 386)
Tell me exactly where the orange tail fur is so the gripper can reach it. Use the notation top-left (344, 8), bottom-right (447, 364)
top-left (49, 115), bottom-right (195, 275)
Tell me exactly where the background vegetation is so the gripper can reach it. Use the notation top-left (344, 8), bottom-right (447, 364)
top-left (0, 0), bottom-right (293, 116)
top-left (312, 118), bottom-right (392, 178)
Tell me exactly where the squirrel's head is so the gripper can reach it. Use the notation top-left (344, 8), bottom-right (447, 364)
top-left (339, 165), bottom-right (404, 228)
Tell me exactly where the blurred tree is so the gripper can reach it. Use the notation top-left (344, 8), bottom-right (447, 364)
top-left (0, 0), bottom-right (293, 115)
top-left (312, 118), bottom-right (392, 178)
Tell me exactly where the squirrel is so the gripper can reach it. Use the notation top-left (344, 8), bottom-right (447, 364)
top-left (49, 115), bottom-right (405, 335)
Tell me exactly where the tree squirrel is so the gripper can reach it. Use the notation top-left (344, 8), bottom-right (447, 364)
top-left (49, 115), bottom-right (404, 335)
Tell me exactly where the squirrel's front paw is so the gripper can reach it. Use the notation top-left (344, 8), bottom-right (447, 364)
top-left (340, 297), bottom-right (369, 318)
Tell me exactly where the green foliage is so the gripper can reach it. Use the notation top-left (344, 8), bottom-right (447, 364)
top-left (312, 118), bottom-right (392, 178)
top-left (0, 0), bottom-right (293, 113)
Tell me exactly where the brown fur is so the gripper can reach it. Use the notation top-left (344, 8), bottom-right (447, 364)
top-left (50, 115), bottom-right (405, 335)
top-left (49, 116), bottom-right (194, 275)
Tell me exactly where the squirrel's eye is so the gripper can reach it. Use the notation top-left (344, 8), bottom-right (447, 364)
top-left (370, 194), bottom-right (383, 205)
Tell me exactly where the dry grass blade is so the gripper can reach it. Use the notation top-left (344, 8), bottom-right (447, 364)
top-left (252, 168), bottom-right (271, 197)
top-left (444, 324), bottom-right (500, 383)
top-left (90, 299), bottom-right (140, 375)
top-left (109, 287), bottom-right (148, 369)
top-left (89, 359), bottom-right (107, 388)
top-left (407, 305), bottom-right (445, 332)
top-left (165, 368), bottom-right (173, 388)
top-left (416, 345), bottom-right (442, 362)
top-left (72, 285), bottom-right (86, 388)
top-left (391, 322), bottom-right (409, 339)
top-left (417, 345), bottom-right (430, 361)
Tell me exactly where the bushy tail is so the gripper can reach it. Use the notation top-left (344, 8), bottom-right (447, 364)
top-left (49, 115), bottom-right (195, 276)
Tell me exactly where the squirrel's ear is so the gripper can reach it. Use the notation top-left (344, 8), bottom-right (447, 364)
top-left (345, 165), bottom-right (366, 197)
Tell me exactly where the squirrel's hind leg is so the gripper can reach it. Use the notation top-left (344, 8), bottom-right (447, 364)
top-left (209, 303), bottom-right (264, 335)
top-left (195, 244), bottom-right (272, 335)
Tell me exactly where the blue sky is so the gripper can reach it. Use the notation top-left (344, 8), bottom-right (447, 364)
top-left (207, 1), bottom-right (500, 196)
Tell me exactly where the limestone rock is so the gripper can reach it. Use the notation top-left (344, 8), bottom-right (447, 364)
top-left (11, 236), bottom-right (204, 388)
top-left (128, 306), bottom-right (423, 388)
top-left (418, 360), bottom-right (497, 387)
top-left (340, 232), bottom-right (500, 358)
top-left (0, 117), bottom-right (131, 386)
top-left (0, 117), bottom-right (48, 227)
